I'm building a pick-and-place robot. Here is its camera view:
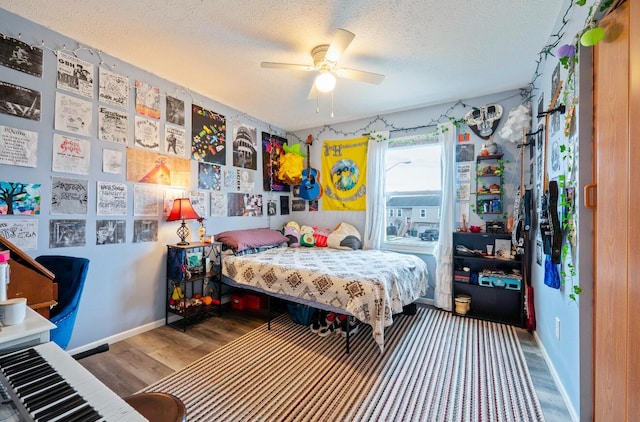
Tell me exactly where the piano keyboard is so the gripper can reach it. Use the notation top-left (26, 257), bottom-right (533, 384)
top-left (0, 342), bottom-right (146, 421)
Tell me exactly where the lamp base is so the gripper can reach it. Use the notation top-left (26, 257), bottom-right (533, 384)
top-left (176, 221), bottom-right (191, 245)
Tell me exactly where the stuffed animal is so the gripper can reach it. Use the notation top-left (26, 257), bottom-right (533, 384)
top-left (313, 226), bottom-right (330, 247)
top-left (327, 222), bottom-right (362, 250)
top-left (299, 225), bottom-right (316, 247)
top-left (283, 222), bottom-right (300, 247)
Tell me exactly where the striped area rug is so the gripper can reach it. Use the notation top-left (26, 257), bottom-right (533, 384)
top-left (143, 306), bottom-right (545, 421)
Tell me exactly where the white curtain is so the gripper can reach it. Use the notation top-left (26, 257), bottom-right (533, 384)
top-left (363, 131), bottom-right (389, 250)
top-left (434, 122), bottom-right (455, 310)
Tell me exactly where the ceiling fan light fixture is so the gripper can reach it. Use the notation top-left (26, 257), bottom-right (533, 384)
top-left (315, 72), bottom-right (336, 92)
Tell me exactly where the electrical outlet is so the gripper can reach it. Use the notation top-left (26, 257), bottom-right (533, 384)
top-left (555, 317), bottom-right (561, 340)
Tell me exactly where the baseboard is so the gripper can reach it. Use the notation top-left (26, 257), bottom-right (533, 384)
top-left (532, 331), bottom-right (579, 422)
top-left (67, 318), bottom-right (166, 357)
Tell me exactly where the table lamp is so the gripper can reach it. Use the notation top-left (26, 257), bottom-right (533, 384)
top-left (166, 198), bottom-right (200, 245)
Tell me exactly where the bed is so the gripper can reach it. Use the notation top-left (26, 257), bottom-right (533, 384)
top-left (221, 245), bottom-right (428, 352)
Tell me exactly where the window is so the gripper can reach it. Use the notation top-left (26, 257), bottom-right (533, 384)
top-left (384, 134), bottom-right (441, 253)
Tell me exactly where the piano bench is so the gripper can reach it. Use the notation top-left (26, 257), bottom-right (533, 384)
top-left (124, 392), bottom-right (187, 422)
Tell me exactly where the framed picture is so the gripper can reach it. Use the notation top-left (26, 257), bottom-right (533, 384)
top-left (494, 239), bottom-right (512, 259)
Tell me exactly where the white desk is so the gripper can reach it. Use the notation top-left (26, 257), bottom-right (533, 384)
top-left (0, 306), bottom-right (56, 352)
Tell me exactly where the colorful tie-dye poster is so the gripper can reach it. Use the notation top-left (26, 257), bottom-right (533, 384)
top-left (0, 181), bottom-right (40, 215)
top-left (261, 132), bottom-right (290, 192)
top-left (321, 137), bottom-right (368, 211)
top-left (191, 105), bottom-right (226, 165)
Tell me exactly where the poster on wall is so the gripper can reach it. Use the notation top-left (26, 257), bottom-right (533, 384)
top-left (55, 92), bottom-right (92, 136)
top-left (0, 125), bottom-right (38, 167)
top-left (134, 116), bottom-right (160, 151)
top-left (49, 219), bottom-right (86, 248)
top-left (99, 68), bottom-right (129, 109)
top-left (456, 144), bottom-right (475, 162)
top-left (96, 220), bottom-right (126, 245)
top-left (261, 132), bottom-right (290, 192)
top-left (56, 51), bottom-right (94, 98)
top-left (133, 220), bottom-right (158, 243)
top-left (0, 81), bottom-right (40, 121)
top-left (126, 148), bottom-right (190, 187)
top-left (163, 188), bottom-right (186, 216)
top-left (51, 177), bottom-right (88, 215)
top-left (210, 192), bottom-right (226, 217)
top-left (102, 149), bottom-right (123, 174)
top-left (0, 181), bottom-right (40, 215)
top-left (456, 163), bottom-right (471, 181)
top-left (189, 190), bottom-right (207, 218)
top-left (96, 182), bottom-right (127, 216)
top-left (0, 219), bottom-right (38, 250)
top-left (166, 96), bottom-right (184, 126)
top-left (135, 80), bottom-right (160, 119)
top-left (191, 105), bottom-right (226, 164)
top-left (227, 192), bottom-right (262, 216)
top-left (321, 137), bottom-right (368, 211)
top-left (237, 169), bottom-right (255, 193)
top-left (0, 35), bottom-right (43, 77)
top-left (164, 125), bottom-right (186, 157)
top-left (197, 162), bottom-right (222, 191)
top-left (232, 124), bottom-right (257, 170)
top-left (280, 195), bottom-right (289, 215)
top-left (98, 105), bottom-right (128, 144)
top-left (52, 134), bottom-right (91, 175)
top-left (133, 184), bottom-right (160, 217)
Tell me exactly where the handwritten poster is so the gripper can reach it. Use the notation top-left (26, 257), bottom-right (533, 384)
top-left (98, 105), bottom-right (128, 144)
top-left (134, 116), bottom-right (160, 150)
top-left (56, 51), bottom-right (94, 98)
top-left (164, 125), bottom-right (185, 157)
top-left (51, 177), bottom-right (88, 215)
top-left (0, 125), bottom-right (38, 167)
top-left (55, 92), bottom-right (92, 137)
top-left (189, 190), bottom-right (207, 217)
top-left (0, 219), bottom-right (38, 250)
top-left (96, 182), bottom-right (127, 216)
top-left (133, 184), bottom-right (160, 216)
top-left (102, 149), bottom-right (123, 174)
top-left (52, 134), bottom-right (91, 175)
top-left (99, 68), bottom-right (129, 109)
top-left (135, 80), bottom-right (160, 119)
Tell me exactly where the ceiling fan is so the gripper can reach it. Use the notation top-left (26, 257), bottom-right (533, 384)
top-left (261, 29), bottom-right (385, 95)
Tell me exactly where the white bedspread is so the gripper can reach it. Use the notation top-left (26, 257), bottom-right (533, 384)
top-left (222, 247), bottom-right (428, 351)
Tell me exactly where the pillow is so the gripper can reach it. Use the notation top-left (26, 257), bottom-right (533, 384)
top-left (215, 228), bottom-right (288, 253)
top-left (327, 223), bottom-right (362, 250)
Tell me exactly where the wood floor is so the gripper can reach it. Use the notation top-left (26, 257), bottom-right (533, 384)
top-left (78, 305), bottom-right (572, 421)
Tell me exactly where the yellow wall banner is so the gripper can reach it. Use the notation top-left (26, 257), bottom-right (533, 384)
top-left (321, 137), bottom-right (368, 211)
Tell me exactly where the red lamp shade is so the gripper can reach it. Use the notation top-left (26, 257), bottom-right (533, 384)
top-left (166, 198), bottom-right (200, 222)
top-left (167, 198), bottom-right (200, 245)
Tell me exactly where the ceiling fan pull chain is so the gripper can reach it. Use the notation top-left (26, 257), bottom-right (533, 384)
top-left (331, 91), bottom-right (334, 118)
top-left (316, 90), bottom-right (320, 114)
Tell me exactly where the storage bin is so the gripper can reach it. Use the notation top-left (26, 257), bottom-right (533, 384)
top-left (231, 294), bottom-right (245, 311)
top-left (454, 295), bottom-right (471, 315)
top-left (244, 294), bottom-right (267, 310)
top-left (288, 303), bottom-right (317, 325)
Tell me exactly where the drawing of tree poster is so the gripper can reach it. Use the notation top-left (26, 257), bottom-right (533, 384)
top-left (0, 181), bottom-right (40, 214)
top-left (191, 105), bottom-right (225, 165)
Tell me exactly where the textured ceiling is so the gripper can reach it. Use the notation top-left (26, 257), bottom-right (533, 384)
top-left (0, 1), bottom-right (563, 131)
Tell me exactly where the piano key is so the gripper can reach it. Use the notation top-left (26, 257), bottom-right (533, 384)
top-left (10, 362), bottom-right (53, 386)
top-left (3, 355), bottom-right (45, 375)
top-left (61, 403), bottom-right (103, 422)
top-left (34, 394), bottom-right (85, 421)
top-left (28, 386), bottom-right (76, 413)
top-left (0, 343), bottom-right (146, 421)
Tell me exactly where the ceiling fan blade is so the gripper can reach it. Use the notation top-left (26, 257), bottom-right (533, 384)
top-left (325, 29), bottom-right (355, 63)
top-left (261, 62), bottom-right (315, 72)
top-left (335, 67), bottom-right (385, 84)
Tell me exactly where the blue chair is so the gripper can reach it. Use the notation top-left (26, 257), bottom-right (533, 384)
top-left (35, 255), bottom-right (90, 349)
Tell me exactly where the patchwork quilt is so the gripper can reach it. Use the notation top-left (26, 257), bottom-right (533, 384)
top-left (222, 247), bottom-right (428, 351)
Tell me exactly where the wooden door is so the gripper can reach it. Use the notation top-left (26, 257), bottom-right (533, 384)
top-left (592, 1), bottom-right (640, 419)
